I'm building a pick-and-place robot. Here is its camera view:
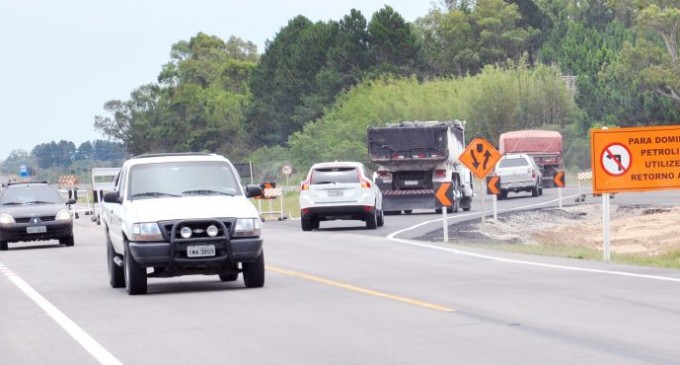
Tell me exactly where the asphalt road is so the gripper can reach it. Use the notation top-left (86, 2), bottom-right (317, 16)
top-left (2, 187), bottom-right (680, 364)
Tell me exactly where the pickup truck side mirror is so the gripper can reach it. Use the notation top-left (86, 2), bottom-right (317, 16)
top-left (103, 191), bottom-right (122, 204)
top-left (245, 184), bottom-right (263, 198)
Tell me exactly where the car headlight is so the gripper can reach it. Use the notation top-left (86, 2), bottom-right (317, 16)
top-left (55, 209), bottom-right (72, 221)
top-left (0, 213), bottom-right (15, 224)
top-left (131, 222), bottom-right (163, 241)
top-left (233, 218), bottom-right (261, 238)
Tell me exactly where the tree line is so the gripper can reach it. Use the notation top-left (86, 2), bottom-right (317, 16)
top-left (1, 140), bottom-right (126, 178)
top-left (92, 1), bottom-right (679, 177)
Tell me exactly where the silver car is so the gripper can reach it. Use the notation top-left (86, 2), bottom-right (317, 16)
top-left (494, 154), bottom-right (543, 199)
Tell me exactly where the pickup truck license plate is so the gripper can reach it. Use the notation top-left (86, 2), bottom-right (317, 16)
top-left (26, 226), bottom-right (47, 234)
top-left (187, 245), bottom-right (216, 258)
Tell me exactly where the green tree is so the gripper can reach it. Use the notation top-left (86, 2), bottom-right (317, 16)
top-left (248, 16), bottom-right (335, 146)
top-left (622, 1), bottom-right (680, 104)
top-left (367, 6), bottom-right (421, 76)
top-left (96, 34), bottom-right (256, 158)
top-left (416, 0), bottom-right (536, 76)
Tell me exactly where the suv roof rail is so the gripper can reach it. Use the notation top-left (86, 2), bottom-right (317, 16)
top-left (131, 152), bottom-right (214, 159)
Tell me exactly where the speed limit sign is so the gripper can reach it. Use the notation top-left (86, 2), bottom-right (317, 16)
top-left (282, 164), bottom-right (293, 175)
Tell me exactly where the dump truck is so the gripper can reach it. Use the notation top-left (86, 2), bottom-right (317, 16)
top-left (498, 130), bottom-right (563, 188)
top-left (367, 120), bottom-right (474, 214)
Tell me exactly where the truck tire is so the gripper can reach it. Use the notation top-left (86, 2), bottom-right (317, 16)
top-left (107, 234), bottom-right (124, 288)
top-left (499, 190), bottom-right (508, 200)
top-left (243, 253), bottom-right (265, 288)
top-left (0, 240), bottom-right (7, 251)
top-left (124, 243), bottom-right (147, 295)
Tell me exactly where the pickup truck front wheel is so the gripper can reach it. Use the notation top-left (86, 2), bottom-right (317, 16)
top-left (243, 252), bottom-right (265, 288)
top-left (124, 243), bottom-right (147, 295)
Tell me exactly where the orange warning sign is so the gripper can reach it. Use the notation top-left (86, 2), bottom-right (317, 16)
top-left (435, 182), bottom-right (452, 206)
top-left (553, 171), bottom-right (565, 188)
top-left (459, 138), bottom-right (502, 179)
top-left (486, 176), bottom-right (500, 195)
top-left (590, 125), bottom-right (680, 193)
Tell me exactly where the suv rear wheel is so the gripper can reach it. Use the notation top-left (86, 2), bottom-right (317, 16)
top-left (243, 252), bottom-right (265, 288)
top-left (124, 243), bottom-right (147, 295)
top-left (366, 209), bottom-right (377, 229)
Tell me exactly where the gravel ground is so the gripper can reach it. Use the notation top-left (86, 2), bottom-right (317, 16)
top-left (420, 204), bottom-right (680, 255)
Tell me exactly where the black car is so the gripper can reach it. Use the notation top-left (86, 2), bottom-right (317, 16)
top-left (0, 181), bottom-right (76, 250)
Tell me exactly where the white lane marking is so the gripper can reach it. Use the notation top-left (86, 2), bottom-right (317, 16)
top-left (0, 262), bottom-right (123, 365)
top-left (387, 195), bottom-right (680, 283)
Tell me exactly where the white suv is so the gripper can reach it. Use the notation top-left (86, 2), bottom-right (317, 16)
top-left (494, 153), bottom-right (543, 199)
top-left (299, 161), bottom-right (383, 231)
top-left (102, 153), bottom-right (264, 295)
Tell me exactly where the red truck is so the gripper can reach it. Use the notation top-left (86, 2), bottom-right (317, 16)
top-left (498, 130), bottom-right (563, 188)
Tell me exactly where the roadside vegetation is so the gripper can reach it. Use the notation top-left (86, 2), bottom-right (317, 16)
top-left (465, 242), bottom-right (680, 269)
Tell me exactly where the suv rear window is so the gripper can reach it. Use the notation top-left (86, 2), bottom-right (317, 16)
top-left (311, 167), bottom-right (359, 184)
top-left (499, 158), bottom-right (529, 168)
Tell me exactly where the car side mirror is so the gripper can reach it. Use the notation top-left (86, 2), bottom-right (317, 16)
top-left (65, 198), bottom-right (77, 205)
top-left (245, 184), bottom-right (263, 198)
top-left (103, 191), bottom-right (122, 204)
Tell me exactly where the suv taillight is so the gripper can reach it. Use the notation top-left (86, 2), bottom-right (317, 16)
top-left (358, 170), bottom-right (372, 188)
top-left (300, 180), bottom-right (310, 191)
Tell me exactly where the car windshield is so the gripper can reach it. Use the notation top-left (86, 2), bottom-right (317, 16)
top-left (128, 161), bottom-right (240, 200)
top-left (310, 167), bottom-right (359, 184)
top-left (0, 185), bottom-right (64, 205)
top-left (498, 158), bottom-right (530, 168)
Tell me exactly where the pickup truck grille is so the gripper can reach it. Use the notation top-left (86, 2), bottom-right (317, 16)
top-left (158, 218), bottom-right (235, 241)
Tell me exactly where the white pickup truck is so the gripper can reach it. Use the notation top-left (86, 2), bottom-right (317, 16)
top-left (494, 153), bottom-right (543, 199)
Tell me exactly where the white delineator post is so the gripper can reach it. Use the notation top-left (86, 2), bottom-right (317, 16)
top-left (603, 193), bottom-right (611, 261)
top-left (442, 206), bottom-right (448, 243)
top-left (558, 186), bottom-right (563, 208)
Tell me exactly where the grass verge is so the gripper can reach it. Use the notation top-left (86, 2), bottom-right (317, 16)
top-left (458, 242), bottom-right (680, 269)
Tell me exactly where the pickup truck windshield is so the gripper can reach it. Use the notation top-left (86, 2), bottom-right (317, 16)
top-left (129, 161), bottom-right (240, 199)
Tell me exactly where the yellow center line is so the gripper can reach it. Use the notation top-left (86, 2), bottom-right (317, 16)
top-left (267, 265), bottom-right (455, 313)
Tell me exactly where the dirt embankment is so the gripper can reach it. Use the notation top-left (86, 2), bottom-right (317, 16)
top-left (439, 204), bottom-right (680, 255)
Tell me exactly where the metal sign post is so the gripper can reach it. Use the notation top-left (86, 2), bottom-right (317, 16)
top-left (435, 182), bottom-right (453, 243)
top-left (603, 193), bottom-right (611, 261)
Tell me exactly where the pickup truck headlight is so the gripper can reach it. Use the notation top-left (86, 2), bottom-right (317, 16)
top-left (233, 218), bottom-right (261, 238)
top-left (0, 213), bottom-right (15, 224)
top-left (55, 209), bottom-right (72, 221)
top-left (131, 222), bottom-right (163, 241)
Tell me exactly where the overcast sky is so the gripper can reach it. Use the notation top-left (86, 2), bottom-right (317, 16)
top-left (0, 1), bottom-right (435, 161)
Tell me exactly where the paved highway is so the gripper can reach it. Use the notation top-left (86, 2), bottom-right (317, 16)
top-left (2, 187), bottom-right (680, 364)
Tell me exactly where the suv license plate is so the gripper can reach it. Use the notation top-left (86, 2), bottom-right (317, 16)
top-left (187, 245), bottom-right (216, 258)
top-left (27, 226), bottom-right (47, 234)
